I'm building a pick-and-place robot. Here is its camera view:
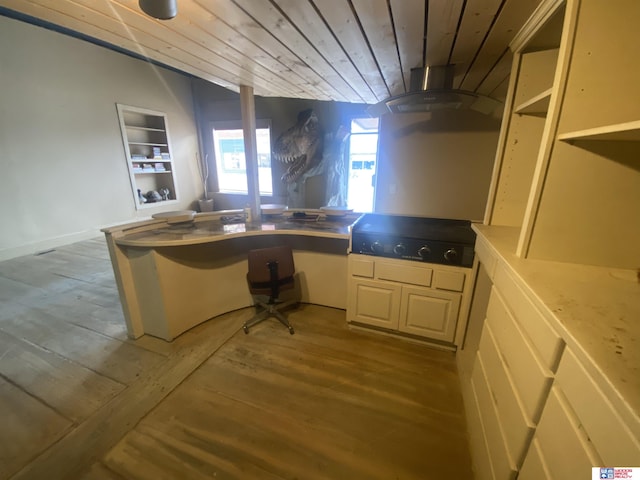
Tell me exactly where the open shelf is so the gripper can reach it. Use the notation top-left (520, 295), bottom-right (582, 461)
top-left (138, 199), bottom-right (179, 209)
top-left (558, 120), bottom-right (640, 142)
top-left (126, 125), bottom-right (166, 133)
top-left (128, 142), bottom-right (169, 147)
top-left (514, 88), bottom-right (553, 115)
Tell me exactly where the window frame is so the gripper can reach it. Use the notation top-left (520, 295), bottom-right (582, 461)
top-left (211, 119), bottom-right (273, 195)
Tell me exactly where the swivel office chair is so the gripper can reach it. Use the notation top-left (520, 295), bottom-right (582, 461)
top-left (243, 245), bottom-right (297, 334)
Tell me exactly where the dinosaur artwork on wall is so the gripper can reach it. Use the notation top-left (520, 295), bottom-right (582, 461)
top-left (273, 109), bottom-right (324, 185)
top-left (273, 109), bottom-right (349, 208)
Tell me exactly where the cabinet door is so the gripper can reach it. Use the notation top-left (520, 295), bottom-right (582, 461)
top-left (398, 286), bottom-right (460, 342)
top-left (347, 278), bottom-right (401, 329)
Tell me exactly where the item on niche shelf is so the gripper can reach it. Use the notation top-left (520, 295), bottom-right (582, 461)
top-left (161, 152), bottom-right (171, 160)
top-left (154, 163), bottom-right (166, 171)
top-left (145, 190), bottom-right (162, 203)
top-left (132, 163), bottom-right (143, 173)
top-left (142, 163), bottom-right (155, 172)
top-left (159, 187), bottom-right (171, 201)
top-left (131, 154), bottom-right (147, 161)
top-left (153, 147), bottom-right (161, 158)
top-left (137, 189), bottom-right (147, 204)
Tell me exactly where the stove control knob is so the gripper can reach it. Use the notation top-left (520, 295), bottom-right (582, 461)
top-left (371, 241), bottom-right (384, 254)
top-left (444, 248), bottom-right (458, 262)
top-left (393, 243), bottom-right (406, 255)
top-left (418, 245), bottom-right (431, 259)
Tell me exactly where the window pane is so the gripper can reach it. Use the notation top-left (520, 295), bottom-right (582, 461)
top-left (212, 126), bottom-right (272, 194)
top-left (347, 118), bottom-right (379, 212)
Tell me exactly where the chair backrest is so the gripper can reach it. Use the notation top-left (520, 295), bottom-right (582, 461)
top-left (247, 245), bottom-right (295, 285)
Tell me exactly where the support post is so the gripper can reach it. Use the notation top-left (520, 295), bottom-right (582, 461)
top-left (240, 85), bottom-right (261, 221)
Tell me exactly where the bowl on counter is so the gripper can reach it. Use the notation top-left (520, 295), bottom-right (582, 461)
top-left (260, 204), bottom-right (288, 215)
top-left (320, 206), bottom-right (353, 217)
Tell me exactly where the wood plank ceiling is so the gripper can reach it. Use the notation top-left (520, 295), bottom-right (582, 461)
top-left (0, 0), bottom-right (543, 105)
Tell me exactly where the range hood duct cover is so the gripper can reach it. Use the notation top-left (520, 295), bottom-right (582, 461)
top-left (368, 65), bottom-right (502, 117)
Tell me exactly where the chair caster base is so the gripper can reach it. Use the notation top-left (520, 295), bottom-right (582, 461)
top-left (288, 326), bottom-right (295, 335)
top-left (243, 325), bottom-right (249, 334)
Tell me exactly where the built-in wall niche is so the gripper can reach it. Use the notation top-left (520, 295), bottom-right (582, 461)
top-left (116, 104), bottom-right (179, 209)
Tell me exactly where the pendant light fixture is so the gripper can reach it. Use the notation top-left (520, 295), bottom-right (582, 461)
top-left (139, 0), bottom-right (177, 20)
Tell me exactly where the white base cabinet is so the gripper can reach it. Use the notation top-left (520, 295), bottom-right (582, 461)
top-left (347, 255), bottom-right (469, 345)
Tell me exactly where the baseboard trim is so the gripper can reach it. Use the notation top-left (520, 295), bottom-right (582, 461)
top-left (0, 229), bottom-right (104, 261)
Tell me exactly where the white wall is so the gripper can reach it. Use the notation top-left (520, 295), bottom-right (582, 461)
top-left (0, 16), bottom-right (202, 260)
top-left (375, 109), bottom-right (501, 221)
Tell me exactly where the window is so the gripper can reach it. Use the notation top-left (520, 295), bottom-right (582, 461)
top-left (347, 117), bottom-right (379, 212)
top-left (212, 120), bottom-right (272, 194)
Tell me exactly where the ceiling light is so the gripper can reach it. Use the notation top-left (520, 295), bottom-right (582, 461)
top-left (139, 0), bottom-right (177, 20)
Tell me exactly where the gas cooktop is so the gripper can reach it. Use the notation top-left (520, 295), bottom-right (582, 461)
top-left (351, 213), bottom-right (476, 267)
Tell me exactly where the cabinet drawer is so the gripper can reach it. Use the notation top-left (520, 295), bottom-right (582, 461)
top-left (478, 323), bottom-right (535, 467)
top-left (555, 348), bottom-right (640, 465)
top-left (474, 236), bottom-right (497, 279)
top-left (433, 270), bottom-right (465, 292)
top-left (535, 386), bottom-right (601, 479)
top-left (376, 261), bottom-right (432, 287)
top-left (493, 265), bottom-right (564, 371)
top-left (517, 438), bottom-right (551, 480)
top-left (486, 288), bottom-right (553, 422)
top-left (472, 355), bottom-right (518, 480)
top-left (350, 257), bottom-right (374, 278)
top-left (465, 380), bottom-right (497, 480)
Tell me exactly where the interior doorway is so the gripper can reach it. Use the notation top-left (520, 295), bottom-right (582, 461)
top-left (347, 117), bottom-right (379, 212)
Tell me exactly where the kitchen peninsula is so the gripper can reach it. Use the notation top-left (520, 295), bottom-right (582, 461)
top-left (103, 210), bottom-right (359, 341)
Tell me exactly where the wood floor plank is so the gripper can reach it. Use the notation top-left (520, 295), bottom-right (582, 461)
top-left (0, 275), bottom-right (51, 303)
top-left (0, 330), bottom-right (126, 423)
top-left (0, 376), bottom-right (73, 480)
top-left (9, 312), bottom-right (243, 480)
top-left (79, 462), bottom-right (128, 480)
top-left (105, 424), bottom-right (285, 480)
top-left (218, 336), bottom-right (465, 429)
top-left (0, 257), bottom-right (81, 291)
top-left (0, 309), bottom-right (165, 385)
top-left (56, 239), bottom-right (111, 260)
top-left (104, 306), bottom-right (473, 480)
top-left (45, 297), bottom-right (130, 341)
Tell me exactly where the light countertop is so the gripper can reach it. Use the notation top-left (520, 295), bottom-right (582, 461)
top-left (103, 211), bottom-right (360, 248)
top-left (472, 224), bottom-right (640, 420)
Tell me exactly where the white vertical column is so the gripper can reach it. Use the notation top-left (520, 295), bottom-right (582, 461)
top-left (240, 85), bottom-right (261, 221)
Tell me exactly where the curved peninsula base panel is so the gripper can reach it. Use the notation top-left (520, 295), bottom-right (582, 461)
top-left (104, 220), bottom-right (351, 341)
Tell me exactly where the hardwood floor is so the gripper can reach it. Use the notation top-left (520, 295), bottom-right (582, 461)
top-left (0, 238), bottom-right (474, 480)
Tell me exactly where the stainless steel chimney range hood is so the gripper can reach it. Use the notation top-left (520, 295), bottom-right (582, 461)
top-left (368, 65), bottom-right (502, 117)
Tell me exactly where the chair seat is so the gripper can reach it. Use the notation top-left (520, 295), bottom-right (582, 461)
top-left (244, 245), bottom-right (297, 335)
top-left (248, 275), bottom-right (294, 295)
